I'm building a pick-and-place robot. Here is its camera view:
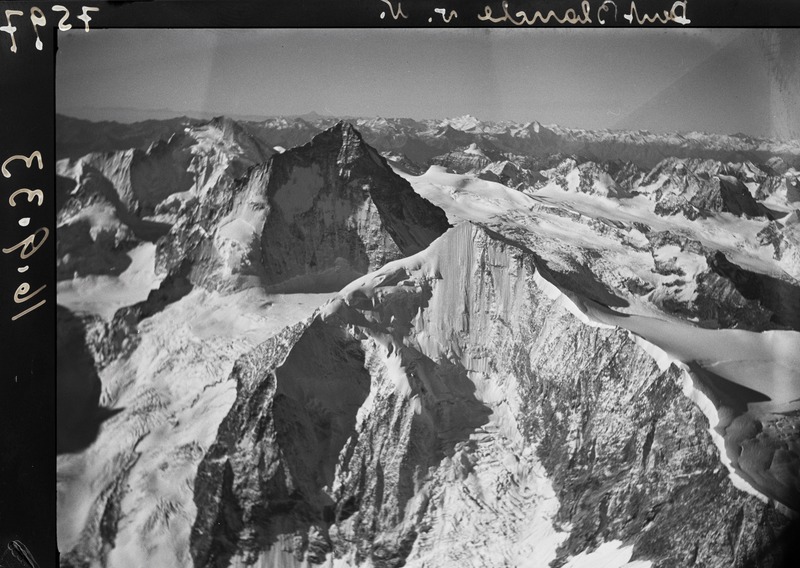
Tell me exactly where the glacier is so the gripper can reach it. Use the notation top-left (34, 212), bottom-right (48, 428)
top-left (56, 114), bottom-right (800, 568)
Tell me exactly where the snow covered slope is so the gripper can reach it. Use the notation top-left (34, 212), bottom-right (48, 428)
top-left (190, 223), bottom-right (793, 568)
top-left (57, 117), bottom-right (800, 568)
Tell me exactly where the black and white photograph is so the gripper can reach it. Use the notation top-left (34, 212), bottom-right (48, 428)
top-left (54, 27), bottom-right (800, 567)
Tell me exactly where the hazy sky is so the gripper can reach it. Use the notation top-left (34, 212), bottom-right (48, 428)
top-left (57, 28), bottom-right (772, 135)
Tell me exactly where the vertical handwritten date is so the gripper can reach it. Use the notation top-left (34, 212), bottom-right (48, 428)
top-left (2, 151), bottom-right (48, 321)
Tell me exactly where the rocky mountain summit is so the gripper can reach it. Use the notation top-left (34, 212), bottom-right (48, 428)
top-left (57, 114), bottom-right (800, 568)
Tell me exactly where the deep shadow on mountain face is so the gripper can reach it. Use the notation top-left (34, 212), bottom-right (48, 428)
top-left (708, 252), bottom-right (800, 332)
top-left (481, 226), bottom-right (631, 310)
top-left (686, 360), bottom-right (800, 512)
top-left (57, 305), bottom-right (122, 454)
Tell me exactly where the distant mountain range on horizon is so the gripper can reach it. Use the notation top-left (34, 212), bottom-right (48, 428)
top-left (60, 104), bottom-right (800, 143)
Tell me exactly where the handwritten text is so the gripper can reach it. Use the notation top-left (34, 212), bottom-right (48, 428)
top-left (1, 5), bottom-right (99, 53)
top-left (2, 151), bottom-right (48, 321)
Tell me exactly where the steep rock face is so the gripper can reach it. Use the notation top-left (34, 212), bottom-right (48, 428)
top-left (544, 160), bottom-right (629, 198)
top-left (382, 153), bottom-right (426, 176)
top-left (256, 122), bottom-right (450, 291)
top-left (477, 159), bottom-right (544, 189)
top-left (190, 223), bottom-right (793, 568)
top-left (56, 161), bottom-right (160, 280)
top-left (707, 251), bottom-right (800, 332)
top-left (181, 117), bottom-right (274, 200)
top-left (57, 305), bottom-right (104, 453)
top-left (55, 116), bottom-right (271, 282)
top-left (56, 122), bottom-right (451, 568)
top-left (57, 285), bottom-right (332, 568)
top-left (640, 159), bottom-right (764, 219)
top-left (639, 230), bottom-right (776, 330)
top-left (147, 121), bottom-right (450, 294)
top-left (689, 175), bottom-right (763, 218)
top-left (757, 214), bottom-right (800, 277)
top-left (77, 141), bottom-right (194, 217)
top-left (757, 173), bottom-right (800, 207)
top-left (430, 145), bottom-right (495, 173)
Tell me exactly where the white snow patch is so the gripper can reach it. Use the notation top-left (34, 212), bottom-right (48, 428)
top-left (531, 185), bottom-right (795, 280)
top-left (60, 202), bottom-right (122, 239)
top-left (562, 541), bottom-right (651, 568)
top-left (443, 115), bottom-right (482, 132)
top-left (58, 286), bottom-right (334, 565)
top-left (565, 168), bottom-right (581, 192)
top-left (57, 243), bottom-right (163, 320)
top-left (218, 216), bottom-right (259, 244)
top-left (463, 143), bottom-right (485, 156)
top-left (398, 166), bottom-right (536, 225)
top-left (592, 312), bottom-right (800, 408)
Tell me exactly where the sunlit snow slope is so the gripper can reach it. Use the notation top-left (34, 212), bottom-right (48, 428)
top-left (57, 115), bottom-right (800, 568)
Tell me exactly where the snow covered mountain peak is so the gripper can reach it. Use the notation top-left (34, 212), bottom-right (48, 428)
top-left (56, 113), bottom-right (800, 568)
top-left (442, 114), bottom-right (483, 131)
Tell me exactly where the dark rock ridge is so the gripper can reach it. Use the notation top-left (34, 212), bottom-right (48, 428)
top-left (56, 114), bottom-right (202, 160)
top-left (56, 163), bottom-right (171, 280)
top-left (81, 261), bottom-right (195, 370)
top-left (477, 159), bottom-right (545, 189)
top-left (264, 122), bottom-right (450, 260)
top-left (708, 251), bottom-right (800, 332)
top-left (57, 115), bottom-right (279, 281)
top-left (156, 121), bottom-right (451, 293)
top-left (57, 305), bottom-right (121, 453)
top-left (430, 144), bottom-right (500, 173)
top-left (189, 223), bottom-right (795, 568)
top-left (640, 159), bottom-right (765, 219)
top-left (260, 122), bottom-right (450, 286)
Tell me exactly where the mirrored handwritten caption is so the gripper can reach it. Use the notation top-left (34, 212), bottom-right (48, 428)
top-left (377, 0), bottom-right (691, 26)
top-left (1, 5), bottom-right (99, 53)
top-left (2, 152), bottom-right (48, 321)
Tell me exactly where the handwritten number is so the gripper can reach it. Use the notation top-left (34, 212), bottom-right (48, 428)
top-left (3, 151), bottom-right (48, 323)
top-left (30, 7), bottom-right (46, 51)
top-left (9, 188), bottom-right (45, 208)
top-left (51, 5), bottom-right (72, 31)
top-left (77, 6), bottom-right (99, 32)
top-left (2, 151), bottom-right (43, 178)
top-left (0, 9), bottom-right (23, 53)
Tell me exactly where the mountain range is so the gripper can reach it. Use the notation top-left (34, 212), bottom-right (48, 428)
top-left (56, 113), bottom-right (800, 568)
